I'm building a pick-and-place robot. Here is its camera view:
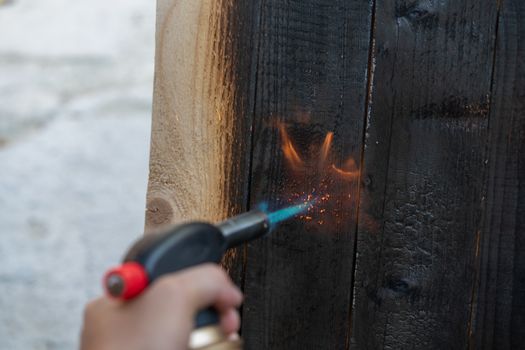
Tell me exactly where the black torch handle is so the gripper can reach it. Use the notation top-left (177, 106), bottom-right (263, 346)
top-left (108, 211), bottom-right (271, 329)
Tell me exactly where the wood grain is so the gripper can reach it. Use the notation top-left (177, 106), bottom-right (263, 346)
top-left (147, 0), bottom-right (525, 347)
top-left (350, 1), bottom-right (499, 348)
top-left (241, 1), bottom-right (373, 348)
top-left (146, 0), bottom-right (259, 277)
top-left (471, 1), bottom-right (525, 348)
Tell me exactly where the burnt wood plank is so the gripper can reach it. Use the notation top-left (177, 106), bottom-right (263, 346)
top-left (242, 1), bottom-right (373, 348)
top-left (350, 1), bottom-right (499, 348)
top-left (472, 1), bottom-right (525, 348)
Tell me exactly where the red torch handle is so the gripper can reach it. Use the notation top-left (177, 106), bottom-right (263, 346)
top-left (104, 262), bottom-right (149, 300)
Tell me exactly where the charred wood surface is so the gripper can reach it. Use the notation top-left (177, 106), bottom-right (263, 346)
top-left (472, 1), bottom-right (525, 348)
top-left (147, 0), bottom-right (525, 348)
top-left (351, 1), bottom-right (499, 349)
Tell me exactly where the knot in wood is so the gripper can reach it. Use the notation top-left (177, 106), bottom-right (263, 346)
top-left (146, 197), bottom-right (174, 227)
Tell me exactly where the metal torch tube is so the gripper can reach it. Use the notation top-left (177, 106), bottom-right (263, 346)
top-left (218, 210), bottom-right (270, 248)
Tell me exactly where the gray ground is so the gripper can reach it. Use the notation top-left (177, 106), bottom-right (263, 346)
top-left (0, 1), bottom-right (155, 348)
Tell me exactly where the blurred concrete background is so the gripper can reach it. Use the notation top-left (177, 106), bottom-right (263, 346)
top-left (0, 0), bottom-right (155, 348)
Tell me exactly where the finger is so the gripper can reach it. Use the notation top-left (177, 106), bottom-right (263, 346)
top-left (155, 264), bottom-right (243, 313)
top-left (183, 264), bottom-right (243, 311)
top-left (219, 308), bottom-right (240, 334)
top-left (228, 333), bottom-right (240, 341)
top-left (213, 287), bottom-right (243, 313)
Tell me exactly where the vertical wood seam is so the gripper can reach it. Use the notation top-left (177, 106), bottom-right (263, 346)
top-left (239, 0), bottom-right (265, 328)
top-left (486, 0), bottom-right (505, 140)
top-left (368, 25), bottom-right (401, 330)
top-left (244, 0), bottom-right (266, 215)
top-left (467, 1), bottom-right (503, 347)
top-left (345, 1), bottom-right (377, 348)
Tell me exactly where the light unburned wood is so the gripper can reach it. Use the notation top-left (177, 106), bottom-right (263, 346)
top-left (146, 0), bottom-right (259, 275)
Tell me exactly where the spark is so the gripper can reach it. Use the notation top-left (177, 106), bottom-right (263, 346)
top-left (275, 122), bottom-right (365, 227)
top-left (264, 197), bottom-right (317, 226)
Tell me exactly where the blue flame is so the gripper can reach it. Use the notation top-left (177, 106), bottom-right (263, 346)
top-left (267, 203), bottom-right (308, 225)
top-left (258, 198), bottom-right (315, 227)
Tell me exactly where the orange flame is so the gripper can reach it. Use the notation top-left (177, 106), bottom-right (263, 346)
top-left (319, 132), bottom-right (333, 165)
top-left (278, 122), bottom-right (358, 179)
top-left (278, 123), bottom-right (304, 170)
top-left (331, 158), bottom-right (359, 179)
top-left (276, 122), bottom-right (365, 227)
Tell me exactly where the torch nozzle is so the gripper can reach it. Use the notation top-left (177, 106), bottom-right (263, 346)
top-left (218, 210), bottom-right (269, 247)
top-left (218, 199), bottom-right (314, 247)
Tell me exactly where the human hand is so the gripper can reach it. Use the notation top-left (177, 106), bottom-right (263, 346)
top-left (80, 264), bottom-right (243, 350)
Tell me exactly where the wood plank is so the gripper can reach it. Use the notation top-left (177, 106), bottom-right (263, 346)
top-left (350, 1), bottom-right (499, 348)
top-left (145, 0), bottom-right (260, 280)
top-left (471, 1), bottom-right (525, 348)
top-left (241, 1), bottom-right (374, 348)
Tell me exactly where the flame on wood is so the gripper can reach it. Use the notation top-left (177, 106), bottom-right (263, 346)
top-left (278, 122), bottom-right (359, 180)
top-left (278, 123), bottom-right (304, 170)
top-left (276, 122), bottom-right (362, 227)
